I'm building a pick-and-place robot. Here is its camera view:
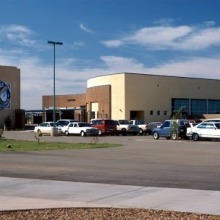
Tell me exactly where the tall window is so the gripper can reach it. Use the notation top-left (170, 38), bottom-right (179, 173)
top-left (172, 98), bottom-right (220, 116)
top-left (191, 99), bottom-right (206, 115)
top-left (172, 99), bottom-right (189, 115)
top-left (208, 100), bottom-right (220, 114)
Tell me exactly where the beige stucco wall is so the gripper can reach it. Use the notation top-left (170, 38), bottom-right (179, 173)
top-left (87, 74), bottom-right (126, 119)
top-left (0, 65), bottom-right (20, 128)
top-left (125, 73), bottom-right (220, 122)
top-left (87, 73), bottom-right (220, 123)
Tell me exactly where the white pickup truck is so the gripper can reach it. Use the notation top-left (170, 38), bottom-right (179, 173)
top-left (115, 120), bottom-right (139, 135)
top-left (129, 120), bottom-right (147, 135)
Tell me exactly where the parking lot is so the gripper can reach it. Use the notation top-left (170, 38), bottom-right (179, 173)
top-left (1, 131), bottom-right (220, 191)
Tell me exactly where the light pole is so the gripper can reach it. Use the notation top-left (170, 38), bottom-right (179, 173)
top-left (47, 41), bottom-right (63, 136)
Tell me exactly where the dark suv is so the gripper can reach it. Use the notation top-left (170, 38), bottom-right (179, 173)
top-left (90, 119), bottom-right (118, 135)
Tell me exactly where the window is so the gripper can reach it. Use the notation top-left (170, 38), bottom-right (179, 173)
top-left (164, 111), bottom-right (167, 116)
top-left (150, 110), bottom-right (153, 115)
top-left (208, 100), bottom-right (220, 114)
top-left (172, 99), bottom-right (189, 115)
top-left (157, 111), bottom-right (160, 115)
top-left (163, 121), bottom-right (170, 127)
top-left (191, 99), bottom-right (206, 115)
top-left (198, 122), bottom-right (215, 129)
top-left (172, 98), bottom-right (220, 116)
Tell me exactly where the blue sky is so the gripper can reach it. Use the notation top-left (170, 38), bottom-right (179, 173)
top-left (1, 0), bottom-right (220, 109)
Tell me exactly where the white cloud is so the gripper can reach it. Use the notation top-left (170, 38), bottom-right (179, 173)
top-left (100, 56), bottom-right (144, 72)
top-left (127, 26), bottom-right (192, 49)
top-left (79, 23), bottom-right (93, 33)
top-left (1, 51), bottom-right (220, 109)
top-left (145, 56), bottom-right (220, 79)
top-left (0, 24), bottom-right (36, 47)
top-left (179, 28), bottom-right (220, 50)
top-left (103, 24), bottom-right (220, 50)
top-left (101, 40), bottom-right (124, 47)
top-left (1, 23), bottom-right (220, 110)
top-left (100, 55), bottom-right (220, 80)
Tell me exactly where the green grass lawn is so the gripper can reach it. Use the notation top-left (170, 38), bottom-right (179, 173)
top-left (0, 139), bottom-right (121, 152)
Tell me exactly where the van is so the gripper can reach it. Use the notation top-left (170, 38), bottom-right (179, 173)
top-left (90, 119), bottom-right (118, 135)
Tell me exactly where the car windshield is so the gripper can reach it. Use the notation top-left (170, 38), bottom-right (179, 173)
top-left (57, 120), bottom-right (78, 127)
top-left (50, 122), bottom-right (57, 127)
top-left (119, 120), bottom-right (129, 124)
top-left (57, 121), bottom-right (69, 126)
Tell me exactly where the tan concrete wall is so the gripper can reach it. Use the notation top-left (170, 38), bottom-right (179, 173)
top-left (125, 74), bottom-right (220, 122)
top-left (87, 74), bottom-right (125, 119)
top-left (87, 73), bottom-right (220, 123)
top-left (0, 65), bottom-right (20, 128)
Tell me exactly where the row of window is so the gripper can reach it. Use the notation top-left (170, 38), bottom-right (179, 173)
top-left (150, 110), bottom-right (167, 116)
top-left (172, 99), bottom-right (220, 115)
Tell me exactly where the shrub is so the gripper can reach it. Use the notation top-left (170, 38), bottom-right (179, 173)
top-left (0, 129), bottom-right (3, 139)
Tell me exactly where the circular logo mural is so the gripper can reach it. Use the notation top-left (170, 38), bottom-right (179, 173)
top-left (0, 81), bottom-right (11, 110)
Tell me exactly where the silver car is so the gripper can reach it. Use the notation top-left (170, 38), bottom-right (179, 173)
top-left (190, 121), bottom-right (220, 141)
top-left (34, 122), bottom-right (62, 135)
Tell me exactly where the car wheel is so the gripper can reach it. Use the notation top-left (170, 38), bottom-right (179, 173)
top-left (139, 129), bottom-right (143, 135)
top-left (65, 130), bottom-right (69, 136)
top-left (192, 133), bottom-right (199, 141)
top-left (153, 132), bottom-right (159, 140)
top-left (80, 131), bottom-right (85, 137)
top-left (171, 133), bottom-right (178, 140)
top-left (121, 128), bottom-right (127, 136)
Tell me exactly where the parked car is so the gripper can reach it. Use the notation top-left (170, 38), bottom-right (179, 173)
top-left (186, 122), bottom-right (198, 139)
top-left (34, 122), bottom-right (62, 135)
top-left (62, 122), bottom-right (99, 136)
top-left (56, 119), bottom-right (78, 127)
top-left (152, 119), bottom-right (189, 140)
top-left (90, 119), bottom-right (118, 135)
top-left (146, 122), bottom-right (162, 135)
top-left (188, 121), bottom-right (220, 141)
top-left (129, 120), bottom-right (147, 135)
top-left (115, 120), bottom-right (139, 135)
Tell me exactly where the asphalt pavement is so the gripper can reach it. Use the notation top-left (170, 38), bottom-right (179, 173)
top-left (0, 131), bottom-right (220, 215)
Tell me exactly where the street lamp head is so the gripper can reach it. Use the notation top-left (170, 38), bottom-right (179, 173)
top-left (48, 41), bottom-right (63, 45)
top-left (56, 42), bottom-right (63, 45)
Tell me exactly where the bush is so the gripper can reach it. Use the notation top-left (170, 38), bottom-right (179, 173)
top-left (0, 129), bottom-right (3, 139)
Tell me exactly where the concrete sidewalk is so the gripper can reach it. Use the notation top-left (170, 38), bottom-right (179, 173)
top-left (0, 177), bottom-right (220, 215)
